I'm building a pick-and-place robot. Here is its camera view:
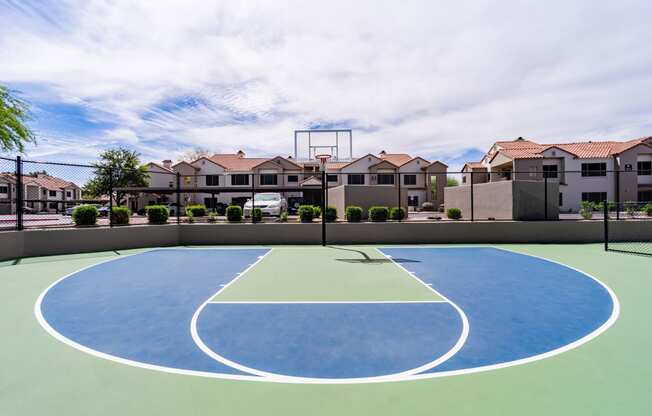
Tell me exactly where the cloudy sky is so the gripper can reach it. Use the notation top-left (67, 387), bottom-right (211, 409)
top-left (1, 0), bottom-right (651, 169)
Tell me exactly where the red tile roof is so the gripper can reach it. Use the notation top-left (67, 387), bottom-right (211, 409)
top-left (12, 174), bottom-right (80, 190)
top-left (379, 153), bottom-right (413, 166)
top-left (207, 154), bottom-right (270, 171)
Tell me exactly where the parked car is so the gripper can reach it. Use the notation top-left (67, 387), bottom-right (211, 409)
top-left (243, 193), bottom-right (287, 217)
top-left (64, 205), bottom-right (80, 216)
top-left (22, 206), bottom-right (36, 214)
top-left (95, 205), bottom-right (110, 217)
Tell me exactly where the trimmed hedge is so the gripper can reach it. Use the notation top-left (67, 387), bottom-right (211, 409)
top-left (299, 205), bottom-right (314, 222)
top-left (252, 207), bottom-right (263, 223)
top-left (345, 206), bottom-right (363, 222)
top-left (369, 206), bottom-right (389, 222)
top-left (72, 205), bottom-right (98, 226)
top-left (313, 205), bottom-right (321, 219)
top-left (446, 207), bottom-right (462, 220)
top-left (186, 204), bottom-right (207, 217)
top-left (111, 206), bottom-right (130, 225)
top-left (146, 205), bottom-right (169, 224)
top-left (645, 204), bottom-right (652, 216)
top-left (226, 205), bottom-right (243, 222)
top-left (324, 205), bottom-right (337, 222)
top-left (389, 207), bottom-right (406, 221)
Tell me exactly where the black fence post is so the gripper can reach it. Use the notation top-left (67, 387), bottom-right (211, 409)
top-left (176, 172), bottom-right (181, 224)
top-left (251, 173), bottom-right (255, 224)
top-left (16, 156), bottom-right (23, 231)
top-left (108, 167), bottom-right (114, 227)
top-left (615, 168), bottom-right (620, 220)
top-left (397, 172), bottom-right (401, 222)
top-left (603, 200), bottom-right (609, 251)
top-left (470, 171), bottom-right (474, 222)
top-left (544, 174), bottom-right (548, 221)
top-left (321, 170), bottom-right (326, 246)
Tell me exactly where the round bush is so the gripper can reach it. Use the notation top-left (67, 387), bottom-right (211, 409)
top-left (324, 206), bottom-right (337, 222)
top-left (146, 205), bottom-right (169, 224)
top-left (252, 207), bottom-right (263, 223)
top-left (313, 206), bottom-right (321, 219)
top-left (111, 206), bottom-right (130, 225)
top-left (279, 212), bottom-right (288, 222)
top-left (72, 205), bottom-right (98, 226)
top-left (389, 207), bottom-right (406, 221)
top-left (579, 201), bottom-right (594, 220)
top-left (645, 204), bottom-right (652, 216)
top-left (369, 206), bottom-right (389, 222)
top-left (226, 205), bottom-right (243, 222)
top-left (186, 204), bottom-right (207, 217)
top-left (421, 202), bottom-right (434, 212)
top-left (446, 207), bottom-right (462, 220)
top-left (299, 205), bottom-right (314, 223)
top-left (345, 206), bottom-right (363, 222)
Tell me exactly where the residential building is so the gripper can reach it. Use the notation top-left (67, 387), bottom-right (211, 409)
top-left (0, 172), bottom-right (82, 214)
top-left (456, 136), bottom-right (652, 217)
top-left (138, 149), bottom-right (448, 213)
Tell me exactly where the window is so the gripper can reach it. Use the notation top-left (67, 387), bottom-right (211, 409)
top-left (231, 174), bottom-right (249, 186)
top-left (462, 176), bottom-right (467, 184)
top-left (287, 175), bottom-right (298, 183)
top-left (377, 173), bottom-right (395, 185)
top-left (582, 192), bottom-right (607, 203)
top-left (637, 161), bottom-right (652, 176)
top-left (327, 174), bottom-right (338, 182)
top-left (581, 163), bottom-right (607, 177)
top-left (260, 174), bottom-right (278, 185)
top-left (559, 192), bottom-right (563, 207)
top-left (639, 191), bottom-right (652, 202)
top-left (0, 186), bottom-right (8, 194)
top-left (206, 175), bottom-right (220, 186)
top-left (347, 174), bottom-right (365, 185)
top-left (49, 202), bottom-right (58, 209)
top-left (403, 174), bottom-right (417, 185)
top-left (49, 190), bottom-right (57, 197)
top-left (66, 191), bottom-right (72, 198)
top-left (543, 165), bottom-right (558, 179)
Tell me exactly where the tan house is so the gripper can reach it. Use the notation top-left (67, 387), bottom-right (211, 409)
top-left (0, 172), bottom-right (82, 214)
top-left (452, 136), bottom-right (652, 219)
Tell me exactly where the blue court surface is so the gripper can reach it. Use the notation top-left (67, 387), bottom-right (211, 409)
top-left (36, 246), bottom-right (618, 383)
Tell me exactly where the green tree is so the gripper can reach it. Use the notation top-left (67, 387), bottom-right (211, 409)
top-left (446, 176), bottom-right (460, 187)
top-left (83, 148), bottom-right (149, 206)
top-left (0, 85), bottom-right (36, 152)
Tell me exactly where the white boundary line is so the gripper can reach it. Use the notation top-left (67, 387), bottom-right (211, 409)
top-left (208, 300), bottom-right (447, 304)
top-left (190, 248), bottom-right (468, 384)
top-left (33, 245), bottom-right (621, 385)
top-left (377, 245), bottom-right (621, 381)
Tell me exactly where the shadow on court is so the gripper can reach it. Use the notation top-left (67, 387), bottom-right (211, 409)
top-left (328, 246), bottom-right (421, 264)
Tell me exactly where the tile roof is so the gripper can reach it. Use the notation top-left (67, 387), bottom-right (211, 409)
top-left (207, 154), bottom-right (270, 171)
top-left (379, 153), bottom-right (413, 166)
top-left (9, 173), bottom-right (80, 190)
top-left (463, 162), bottom-right (486, 169)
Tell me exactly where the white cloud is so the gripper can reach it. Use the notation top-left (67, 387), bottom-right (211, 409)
top-left (1, 0), bottom-right (652, 166)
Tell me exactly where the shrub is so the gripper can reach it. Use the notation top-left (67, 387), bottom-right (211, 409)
top-left (624, 201), bottom-right (638, 217)
top-left (187, 211), bottom-right (195, 223)
top-left (279, 212), bottom-right (288, 222)
top-left (446, 207), bottom-right (462, 220)
top-left (421, 202), bottom-right (434, 212)
top-left (226, 205), bottom-right (242, 222)
top-left (110, 206), bottom-right (130, 225)
top-left (579, 201), bottom-right (593, 220)
top-left (72, 205), bottom-right (98, 226)
top-left (252, 207), bottom-right (263, 223)
top-left (324, 206), bottom-right (337, 222)
top-left (207, 212), bottom-right (217, 223)
top-left (645, 204), bottom-right (652, 217)
top-left (313, 205), bottom-right (321, 219)
top-left (345, 206), bottom-right (363, 222)
top-left (299, 205), bottom-right (314, 222)
top-left (369, 206), bottom-right (389, 222)
top-left (389, 207), bottom-right (406, 221)
top-left (186, 204), bottom-right (207, 217)
top-left (146, 205), bottom-right (169, 224)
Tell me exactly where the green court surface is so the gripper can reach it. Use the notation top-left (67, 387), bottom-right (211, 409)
top-left (1, 244), bottom-right (650, 415)
top-left (213, 246), bottom-right (441, 301)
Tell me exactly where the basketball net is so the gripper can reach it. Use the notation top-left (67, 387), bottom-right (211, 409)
top-left (315, 154), bottom-right (332, 172)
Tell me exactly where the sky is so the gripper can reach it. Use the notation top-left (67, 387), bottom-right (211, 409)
top-left (1, 0), bottom-right (652, 170)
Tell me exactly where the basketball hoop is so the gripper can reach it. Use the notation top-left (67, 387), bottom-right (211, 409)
top-left (315, 154), bottom-right (332, 172)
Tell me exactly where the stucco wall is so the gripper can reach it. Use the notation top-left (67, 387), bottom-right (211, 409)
top-left (327, 185), bottom-right (408, 219)
top-left (444, 181), bottom-right (514, 220)
top-left (3, 220), bottom-right (651, 261)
